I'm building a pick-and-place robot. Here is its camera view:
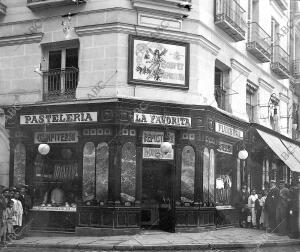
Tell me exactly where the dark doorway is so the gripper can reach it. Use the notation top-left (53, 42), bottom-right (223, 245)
top-left (141, 160), bottom-right (174, 232)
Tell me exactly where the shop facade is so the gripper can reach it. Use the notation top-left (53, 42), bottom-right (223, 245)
top-left (6, 99), bottom-right (249, 233)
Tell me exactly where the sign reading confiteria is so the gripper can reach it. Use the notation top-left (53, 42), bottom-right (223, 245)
top-left (134, 113), bottom-right (191, 127)
top-left (143, 131), bottom-right (175, 145)
top-left (215, 122), bottom-right (243, 139)
top-left (20, 112), bottom-right (97, 125)
top-left (34, 131), bottom-right (79, 144)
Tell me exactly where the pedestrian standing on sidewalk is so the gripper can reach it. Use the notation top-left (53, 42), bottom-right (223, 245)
top-left (260, 190), bottom-right (267, 229)
top-left (255, 191), bottom-right (263, 229)
top-left (11, 191), bottom-right (23, 233)
top-left (288, 179), bottom-right (300, 239)
top-left (235, 184), bottom-right (249, 228)
top-left (0, 186), bottom-right (7, 245)
top-left (265, 180), bottom-right (279, 233)
top-left (275, 181), bottom-right (290, 235)
top-left (248, 189), bottom-right (258, 228)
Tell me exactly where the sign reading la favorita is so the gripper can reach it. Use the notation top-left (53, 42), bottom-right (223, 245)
top-left (134, 113), bottom-right (191, 127)
top-left (20, 112), bottom-right (97, 125)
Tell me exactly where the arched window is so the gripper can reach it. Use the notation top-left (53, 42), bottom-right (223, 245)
top-left (121, 142), bottom-right (136, 203)
top-left (13, 143), bottom-right (26, 186)
top-left (181, 146), bottom-right (195, 203)
top-left (96, 142), bottom-right (109, 202)
top-left (203, 147), bottom-right (209, 203)
top-left (82, 142), bottom-right (95, 202)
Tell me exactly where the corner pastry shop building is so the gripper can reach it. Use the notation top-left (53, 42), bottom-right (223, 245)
top-left (6, 98), bottom-right (300, 234)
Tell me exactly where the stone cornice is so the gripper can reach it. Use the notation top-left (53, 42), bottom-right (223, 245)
top-left (0, 32), bottom-right (43, 47)
top-left (75, 22), bottom-right (220, 55)
top-left (279, 92), bottom-right (290, 103)
top-left (230, 59), bottom-right (251, 77)
top-left (258, 78), bottom-right (274, 92)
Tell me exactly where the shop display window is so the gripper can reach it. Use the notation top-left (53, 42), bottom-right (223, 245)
top-left (82, 142), bottom-right (95, 204)
top-left (121, 142), bottom-right (136, 205)
top-left (181, 146), bottom-right (195, 205)
top-left (96, 142), bottom-right (109, 202)
top-left (215, 154), bottom-right (233, 206)
top-left (203, 148), bottom-right (210, 204)
top-left (13, 143), bottom-right (26, 187)
top-left (33, 145), bottom-right (80, 210)
top-left (209, 149), bottom-right (215, 204)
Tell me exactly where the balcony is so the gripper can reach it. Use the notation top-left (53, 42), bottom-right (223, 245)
top-left (273, 0), bottom-right (288, 11)
top-left (293, 60), bottom-right (300, 79)
top-left (271, 45), bottom-right (290, 79)
top-left (246, 22), bottom-right (271, 63)
top-left (214, 0), bottom-right (246, 41)
top-left (43, 68), bottom-right (78, 101)
top-left (0, 1), bottom-right (6, 16)
top-left (27, 0), bottom-right (86, 10)
top-left (215, 87), bottom-right (226, 110)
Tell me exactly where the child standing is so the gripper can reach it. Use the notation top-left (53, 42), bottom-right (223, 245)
top-left (248, 189), bottom-right (258, 228)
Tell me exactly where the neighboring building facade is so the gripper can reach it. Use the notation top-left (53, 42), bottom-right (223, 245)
top-left (0, 0), bottom-right (299, 232)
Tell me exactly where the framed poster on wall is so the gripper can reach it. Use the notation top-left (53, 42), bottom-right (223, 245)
top-left (128, 35), bottom-right (190, 89)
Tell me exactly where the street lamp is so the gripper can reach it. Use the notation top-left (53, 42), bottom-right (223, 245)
top-left (160, 130), bottom-right (173, 155)
top-left (238, 148), bottom-right (248, 160)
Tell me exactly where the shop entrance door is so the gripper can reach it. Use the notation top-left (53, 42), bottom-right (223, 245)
top-left (141, 160), bottom-right (174, 232)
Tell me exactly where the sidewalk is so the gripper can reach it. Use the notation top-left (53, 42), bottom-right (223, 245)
top-left (6, 228), bottom-right (300, 250)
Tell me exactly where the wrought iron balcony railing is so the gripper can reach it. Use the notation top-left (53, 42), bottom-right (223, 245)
top-left (214, 0), bottom-right (247, 41)
top-left (293, 60), bottom-right (300, 78)
top-left (43, 68), bottom-right (78, 101)
top-left (271, 45), bottom-right (290, 79)
top-left (273, 0), bottom-right (288, 10)
top-left (246, 22), bottom-right (271, 62)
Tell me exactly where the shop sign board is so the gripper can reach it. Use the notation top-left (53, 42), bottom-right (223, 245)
top-left (142, 131), bottom-right (175, 145)
top-left (20, 112), bottom-right (97, 125)
top-left (143, 147), bottom-right (174, 160)
top-left (34, 131), bottom-right (79, 144)
top-left (128, 35), bottom-right (189, 89)
top-left (134, 113), bottom-right (191, 127)
top-left (32, 206), bottom-right (76, 212)
top-left (217, 141), bottom-right (233, 154)
top-left (215, 122), bottom-right (243, 139)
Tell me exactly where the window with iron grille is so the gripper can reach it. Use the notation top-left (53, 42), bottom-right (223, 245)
top-left (214, 67), bottom-right (226, 110)
top-left (43, 45), bottom-right (79, 101)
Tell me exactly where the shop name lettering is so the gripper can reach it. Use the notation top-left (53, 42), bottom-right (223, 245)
top-left (134, 113), bottom-right (191, 127)
top-left (215, 122), bottom-right (243, 139)
top-left (35, 131), bottom-right (78, 143)
top-left (20, 112), bottom-right (97, 124)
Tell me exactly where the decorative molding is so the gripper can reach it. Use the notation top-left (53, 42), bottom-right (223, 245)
top-left (258, 78), bottom-right (274, 92)
top-left (75, 22), bottom-right (220, 55)
top-left (131, 0), bottom-right (190, 19)
top-left (0, 1), bottom-right (6, 16)
top-left (230, 59), bottom-right (251, 77)
top-left (0, 33), bottom-right (43, 47)
top-left (27, 0), bottom-right (86, 10)
top-left (279, 92), bottom-right (290, 103)
top-left (246, 79), bottom-right (258, 93)
top-left (138, 13), bottom-right (182, 31)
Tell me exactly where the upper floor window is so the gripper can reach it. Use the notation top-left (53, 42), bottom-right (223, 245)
top-left (214, 67), bottom-right (227, 110)
top-left (42, 41), bottom-right (79, 101)
top-left (246, 81), bottom-right (258, 122)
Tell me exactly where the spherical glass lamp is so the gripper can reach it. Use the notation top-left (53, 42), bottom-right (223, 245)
top-left (38, 143), bottom-right (50, 155)
top-left (238, 149), bottom-right (248, 160)
top-left (160, 141), bottom-right (172, 155)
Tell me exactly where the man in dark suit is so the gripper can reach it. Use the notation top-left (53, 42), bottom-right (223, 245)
top-left (265, 180), bottom-right (280, 233)
top-left (235, 184), bottom-right (249, 227)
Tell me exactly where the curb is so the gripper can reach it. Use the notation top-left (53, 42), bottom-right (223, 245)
top-left (7, 240), bottom-right (300, 251)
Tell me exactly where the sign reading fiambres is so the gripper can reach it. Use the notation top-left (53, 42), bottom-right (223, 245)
top-left (20, 112), bottom-right (97, 125)
top-left (134, 113), bottom-right (191, 127)
top-left (215, 122), bottom-right (243, 139)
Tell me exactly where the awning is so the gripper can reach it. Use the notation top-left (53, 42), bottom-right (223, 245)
top-left (257, 129), bottom-right (300, 173)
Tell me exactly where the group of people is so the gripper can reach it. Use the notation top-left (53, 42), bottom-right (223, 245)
top-left (0, 186), bottom-right (32, 246)
top-left (236, 180), bottom-right (299, 238)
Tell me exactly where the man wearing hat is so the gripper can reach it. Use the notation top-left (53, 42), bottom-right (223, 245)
top-left (0, 186), bottom-right (7, 243)
top-left (265, 180), bottom-right (280, 232)
top-left (276, 180), bottom-right (290, 235)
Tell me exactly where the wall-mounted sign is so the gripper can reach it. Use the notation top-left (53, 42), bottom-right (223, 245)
top-left (143, 131), bottom-right (175, 145)
top-left (217, 141), bottom-right (233, 154)
top-left (128, 35), bottom-right (189, 89)
top-left (134, 113), bottom-right (191, 127)
top-left (143, 147), bottom-right (174, 160)
top-left (215, 122), bottom-right (243, 139)
top-left (20, 112), bottom-right (97, 125)
top-left (34, 131), bottom-right (79, 144)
